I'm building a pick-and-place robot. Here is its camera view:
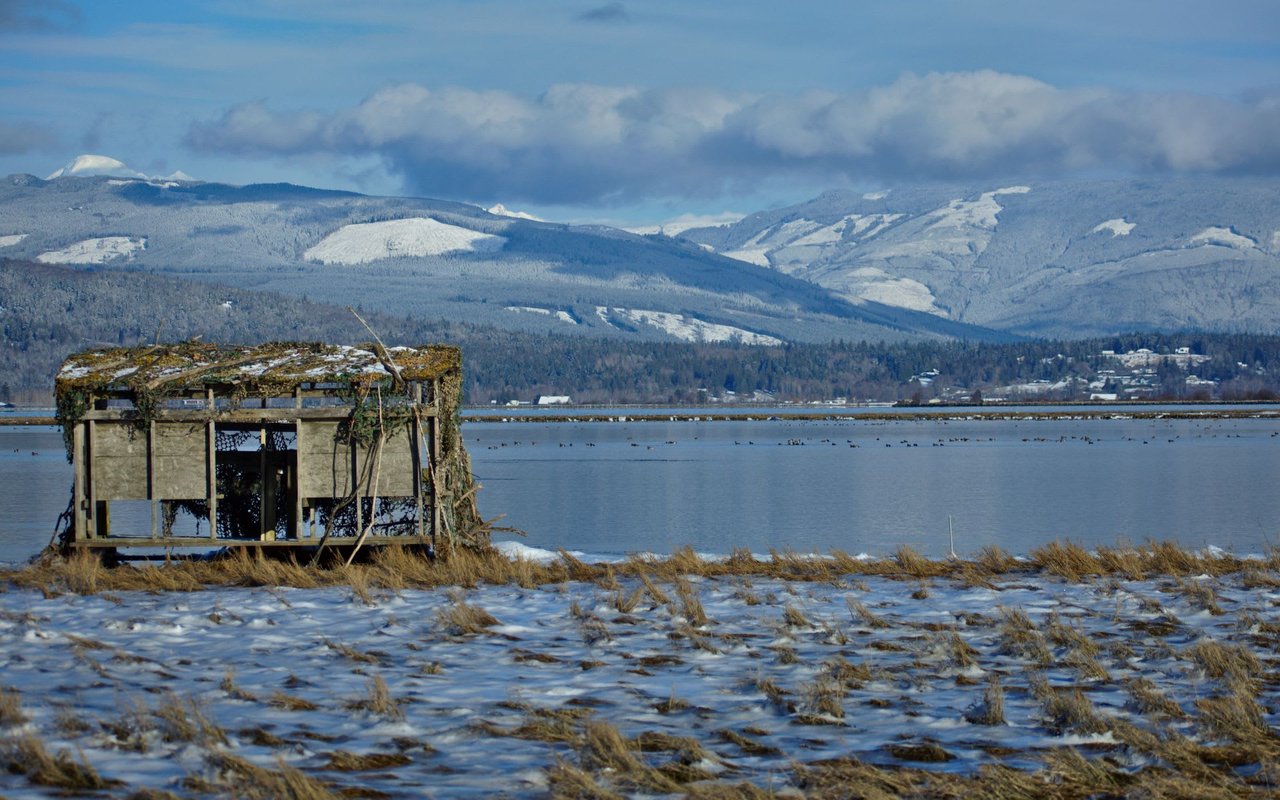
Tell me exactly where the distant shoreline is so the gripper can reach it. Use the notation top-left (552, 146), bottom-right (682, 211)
top-left (5, 404), bottom-right (1280, 426)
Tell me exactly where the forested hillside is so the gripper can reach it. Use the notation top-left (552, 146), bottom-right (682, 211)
top-left (3, 259), bottom-right (1279, 405)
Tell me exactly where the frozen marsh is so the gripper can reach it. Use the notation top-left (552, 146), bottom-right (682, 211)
top-left (0, 543), bottom-right (1277, 797)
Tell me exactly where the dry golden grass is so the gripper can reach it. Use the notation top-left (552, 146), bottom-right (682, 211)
top-left (0, 686), bottom-right (27, 727)
top-left (220, 668), bottom-right (257, 702)
top-left (1039, 686), bottom-right (1109, 735)
top-left (435, 591), bottom-right (500, 635)
top-left (204, 751), bottom-right (340, 799)
top-left (7, 539), bottom-right (1273, 596)
top-left (321, 750), bottom-right (412, 771)
top-left (846, 597), bottom-right (890, 629)
top-left (963, 674), bottom-right (1005, 726)
top-left (2, 734), bottom-right (119, 790)
top-left (674, 578), bottom-right (708, 627)
top-left (345, 675), bottom-right (404, 721)
top-left (153, 693), bottom-right (228, 747)
top-left (578, 720), bottom-right (683, 794)
top-left (267, 691), bottom-right (319, 712)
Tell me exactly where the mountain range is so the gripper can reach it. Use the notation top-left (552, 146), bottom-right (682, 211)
top-left (2, 157), bottom-right (1277, 344)
top-left (678, 178), bottom-right (1280, 338)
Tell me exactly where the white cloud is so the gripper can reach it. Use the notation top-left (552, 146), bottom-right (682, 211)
top-left (187, 71), bottom-right (1280, 205)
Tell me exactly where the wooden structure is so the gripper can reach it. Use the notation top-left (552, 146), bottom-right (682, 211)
top-left (54, 342), bottom-right (483, 556)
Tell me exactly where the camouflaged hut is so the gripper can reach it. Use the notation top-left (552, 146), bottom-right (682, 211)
top-left (54, 342), bottom-right (483, 558)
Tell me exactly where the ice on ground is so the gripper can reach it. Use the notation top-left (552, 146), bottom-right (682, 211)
top-left (1092, 218), bottom-right (1136, 237)
top-left (0, 233), bottom-right (26, 247)
top-left (503, 306), bottom-right (577, 324)
top-left (600, 307), bottom-right (783, 345)
top-left (1189, 226), bottom-right (1257, 250)
top-left (36, 236), bottom-right (147, 264)
top-left (304, 218), bottom-right (506, 264)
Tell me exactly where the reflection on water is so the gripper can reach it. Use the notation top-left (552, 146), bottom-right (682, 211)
top-left (2, 417), bottom-right (1278, 563)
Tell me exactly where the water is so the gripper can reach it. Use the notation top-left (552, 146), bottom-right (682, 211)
top-left (2, 415), bottom-right (1278, 563)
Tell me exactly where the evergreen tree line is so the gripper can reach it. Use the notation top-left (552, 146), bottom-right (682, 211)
top-left (2, 259), bottom-right (1277, 405)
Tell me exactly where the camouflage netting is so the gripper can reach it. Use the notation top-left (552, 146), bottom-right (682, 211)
top-left (55, 341), bottom-right (487, 554)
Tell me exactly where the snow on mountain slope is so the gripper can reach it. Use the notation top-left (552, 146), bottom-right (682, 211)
top-left (46, 154), bottom-right (147, 180)
top-left (36, 236), bottom-right (146, 264)
top-left (679, 178), bottom-right (1280, 336)
top-left (505, 305), bottom-right (578, 324)
top-left (598, 307), bottom-right (782, 345)
top-left (1189, 227), bottom-right (1256, 250)
top-left (0, 234), bottom-right (26, 247)
top-left (304, 218), bottom-right (507, 264)
top-left (487, 203), bottom-right (543, 221)
top-left (1092, 218), bottom-right (1136, 237)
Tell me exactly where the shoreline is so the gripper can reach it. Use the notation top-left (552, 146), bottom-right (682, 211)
top-left (5, 406), bottom-right (1280, 426)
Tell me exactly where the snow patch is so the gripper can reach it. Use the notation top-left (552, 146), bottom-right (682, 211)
top-left (856, 276), bottom-right (941, 314)
top-left (1190, 226), bottom-right (1257, 250)
top-left (927, 186), bottom-right (1029, 232)
top-left (504, 306), bottom-right (577, 325)
top-left (37, 236), bottom-right (146, 264)
top-left (1092, 218), bottom-right (1135, 237)
top-left (600, 307), bottom-right (782, 345)
top-left (862, 190), bottom-right (889, 200)
top-left (626, 212), bottom-right (745, 237)
top-left (304, 218), bottom-right (506, 264)
top-left (0, 234), bottom-right (27, 247)
top-left (722, 247), bottom-right (771, 266)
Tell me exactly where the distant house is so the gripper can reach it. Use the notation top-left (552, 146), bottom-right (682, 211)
top-left (536, 395), bottom-right (572, 405)
top-left (55, 342), bottom-right (483, 558)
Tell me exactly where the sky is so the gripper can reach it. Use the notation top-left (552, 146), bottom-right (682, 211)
top-left (1, 0), bottom-right (1278, 224)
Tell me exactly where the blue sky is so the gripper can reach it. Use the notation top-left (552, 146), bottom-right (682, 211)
top-left (2, 0), bottom-right (1278, 223)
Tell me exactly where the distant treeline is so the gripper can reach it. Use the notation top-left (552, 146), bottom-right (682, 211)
top-left (2, 258), bottom-right (1277, 405)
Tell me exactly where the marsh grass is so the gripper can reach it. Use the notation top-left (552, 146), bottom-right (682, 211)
top-left (8, 539), bottom-right (1269, 596)
top-left (674, 578), bottom-right (708, 627)
top-left (963, 674), bottom-right (1005, 726)
top-left (267, 691), bottom-right (319, 712)
top-left (435, 590), bottom-right (500, 635)
top-left (0, 686), bottom-right (26, 727)
top-left (204, 752), bottom-right (340, 800)
top-left (153, 693), bottom-right (228, 747)
top-left (2, 734), bottom-right (118, 790)
top-left (345, 675), bottom-right (404, 721)
top-left (845, 598), bottom-right (889, 629)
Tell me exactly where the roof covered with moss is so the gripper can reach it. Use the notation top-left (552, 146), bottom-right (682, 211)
top-left (56, 341), bottom-right (461, 396)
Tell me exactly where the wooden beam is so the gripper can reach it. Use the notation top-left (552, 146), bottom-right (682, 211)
top-left (72, 422), bottom-right (86, 543)
top-left (81, 407), bottom-right (437, 423)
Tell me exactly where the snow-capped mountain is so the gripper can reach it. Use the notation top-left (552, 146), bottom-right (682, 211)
top-left (0, 172), bottom-right (995, 345)
top-left (678, 179), bottom-right (1280, 337)
top-left (45, 154), bottom-right (194, 183)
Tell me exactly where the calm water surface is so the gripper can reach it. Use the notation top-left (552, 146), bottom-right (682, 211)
top-left (2, 416), bottom-right (1278, 563)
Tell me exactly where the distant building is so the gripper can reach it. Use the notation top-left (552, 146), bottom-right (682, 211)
top-left (536, 395), bottom-right (572, 405)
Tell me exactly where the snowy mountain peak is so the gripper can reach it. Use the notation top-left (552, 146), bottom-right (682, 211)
top-left (486, 203), bottom-right (543, 222)
top-left (46, 155), bottom-right (145, 180)
top-left (45, 155), bottom-right (197, 183)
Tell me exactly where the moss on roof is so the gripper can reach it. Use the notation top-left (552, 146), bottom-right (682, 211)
top-left (56, 341), bottom-right (461, 397)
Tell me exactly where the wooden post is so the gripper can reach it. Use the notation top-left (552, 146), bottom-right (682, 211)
top-left (148, 419), bottom-right (158, 539)
top-left (431, 379), bottom-right (444, 549)
top-left (206, 419), bottom-right (217, 540)
top-left (72, 422), bottom-right (86, 543)
top-left (86, 419), bottom-right (97, 539)
top-left (412, 382), bottom-right (424, 538)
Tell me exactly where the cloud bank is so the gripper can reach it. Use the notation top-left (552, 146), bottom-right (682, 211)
top-left (187, 71), bottom-right (1280, 204)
